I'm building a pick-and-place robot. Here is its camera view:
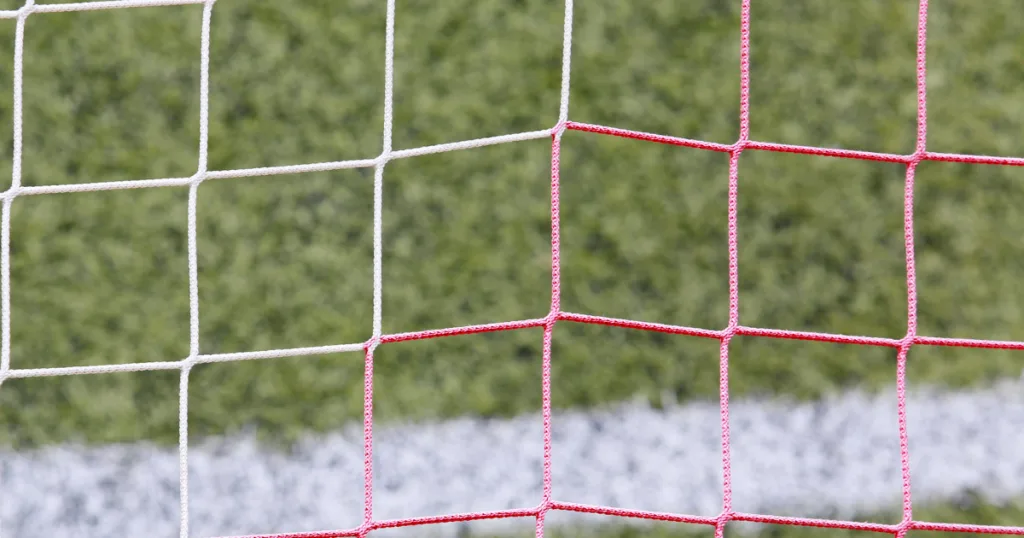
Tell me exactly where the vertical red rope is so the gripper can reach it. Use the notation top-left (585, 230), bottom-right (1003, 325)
top-left (896, 1), bottom-right (930, 533)
top-left (717, 2), bottom-right (752, 537)
top-left (360, 344), bottom-right (376, 537)
top-left (536, 130), bottom-right (563, 537)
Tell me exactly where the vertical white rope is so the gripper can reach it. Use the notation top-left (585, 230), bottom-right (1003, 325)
top-left (382, 0), bottom-right (395, 157)
top-left (0, 196), bottom-right (9, 538)
top-left (2, 2), bottom-right (32, 373)
top-left (177, 363), bottom-right (192, 538)
top-left (557, 0), bottom-right (574, 125)
top-left (189, 2), bottom-right (212, 356)
top-left (181, 3), bottom-right (214, 536)
top-left (372, 0), bottom-right (395, 341)
top-left (0, 197), bottom-right (11, 377)
top-left (10, 2), bottom-right (30, 193)
top-left (180, 179), bottom-right (199, 538)
top-left (372, 163), bottom-right (384, 341)
top-left (1, 4), bottom-right (32, 537)
top-left (196, 1), bottom-right (212, 176)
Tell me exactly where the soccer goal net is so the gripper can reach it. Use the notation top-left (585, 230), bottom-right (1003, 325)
top-left (2, 0), bottom-right (1024, 537)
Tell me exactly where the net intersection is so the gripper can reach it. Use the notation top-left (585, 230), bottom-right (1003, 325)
top-left (2, 0), bottom-right (1024, 537)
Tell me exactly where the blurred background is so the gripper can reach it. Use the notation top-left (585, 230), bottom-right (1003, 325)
top-left (1, 0), bottom-right (1024, 536)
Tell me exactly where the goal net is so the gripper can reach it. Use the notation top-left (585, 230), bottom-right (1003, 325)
top-left (1, 0), bottom-right (1023, 537)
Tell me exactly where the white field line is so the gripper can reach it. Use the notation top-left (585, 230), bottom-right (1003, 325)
top-left (2, 380), bottom-right (1024, 537)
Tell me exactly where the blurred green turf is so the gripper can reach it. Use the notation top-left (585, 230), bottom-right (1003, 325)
top-left (0, 0), bottom-right (1023, 448)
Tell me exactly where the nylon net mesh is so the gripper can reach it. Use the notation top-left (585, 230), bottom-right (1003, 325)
top-left (2, 0), bottom-right (1024, 537)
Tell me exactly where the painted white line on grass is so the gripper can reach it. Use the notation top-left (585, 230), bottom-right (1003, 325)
top-left (2, 380), bottom-right (1024, 537)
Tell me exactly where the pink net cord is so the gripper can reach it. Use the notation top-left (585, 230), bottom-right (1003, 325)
top-left (211, 0), bottom-right (1024, 537)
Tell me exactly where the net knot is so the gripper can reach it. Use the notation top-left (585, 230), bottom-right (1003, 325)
top-left (552, 121), bottom-right (569, 139)
top-left (544, 310), bottom-right (560, 325)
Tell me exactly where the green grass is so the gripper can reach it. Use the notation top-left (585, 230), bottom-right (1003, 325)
top-left (1, 0), bottom-right (1024, 448)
